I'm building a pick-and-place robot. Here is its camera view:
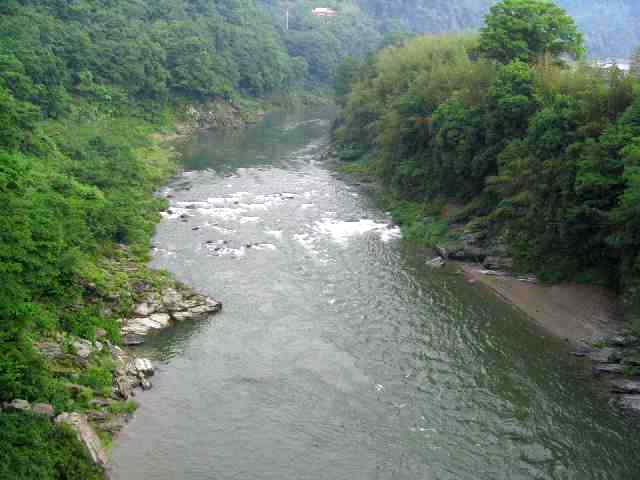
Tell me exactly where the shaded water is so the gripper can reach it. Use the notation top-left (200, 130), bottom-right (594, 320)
top-left (110, 108), bottom-right (640, 480)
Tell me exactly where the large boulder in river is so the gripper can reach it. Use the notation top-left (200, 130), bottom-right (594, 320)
top-left (55, 412), bottom-right (108, 466)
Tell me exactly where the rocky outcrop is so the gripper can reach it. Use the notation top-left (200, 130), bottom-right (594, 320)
top-left (55, 412), bottom-right (108, 466)
top-left (174, 100), bottom-right (265, 136)
top-left (426, 256), bottom-right (446, 268)
top-left (573, 334), bottom-right (640, 414)
top-left (121, 287), bottom-right (222, 339)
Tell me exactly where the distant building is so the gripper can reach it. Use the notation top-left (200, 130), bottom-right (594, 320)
top-left (312, 7), bottom-right (337, 17)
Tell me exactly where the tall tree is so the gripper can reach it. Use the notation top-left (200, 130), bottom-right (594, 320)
top-left (478, 0), bottom-right (584, 64)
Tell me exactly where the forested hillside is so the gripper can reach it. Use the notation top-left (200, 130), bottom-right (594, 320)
top-left (357, 0), bottom-right (640, 58)
top-left (334, 1), bottom-right (640, 323)
top-left (0, 0), bottom-right (381, 478)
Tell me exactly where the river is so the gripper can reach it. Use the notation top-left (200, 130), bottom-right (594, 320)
top-left (110, 107), bottom-right (640, 480)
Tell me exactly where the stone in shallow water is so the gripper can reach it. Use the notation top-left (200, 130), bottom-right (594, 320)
top-left (618, 395), bottom-right (640, 413)
top-left (134, 358), bottom-right (154, 377)
top-left (593, 364), bottom-right (625, 375)
top-left (610, 379), bottom-right (640, 394)
top-left (123, 334), bottom-right (145, 346)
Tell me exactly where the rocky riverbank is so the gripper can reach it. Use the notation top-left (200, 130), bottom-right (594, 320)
top-left (451, 261), bottom-right (640, 415)
top-left (1, 273), bottom-right (222, 470)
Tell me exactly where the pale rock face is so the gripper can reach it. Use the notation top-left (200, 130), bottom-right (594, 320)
top-left (4, 399), bottom-right (31, 412)
top-left (32, 403), bottom-right (55, 417)
top-left (134, 302), bottom-right (154, 317)
top-left (55, 412), bottom-right (108, 466)
top-left (134, 357), bottom-right (155, 376)
top-left (72, 339), bottom-right (95, 359)
top-left (149, 313), bottom-right (171, 327)
top-left (171, 311), bottom-right (196, 322)
top-left (122, 317), bottom-right (165, 335)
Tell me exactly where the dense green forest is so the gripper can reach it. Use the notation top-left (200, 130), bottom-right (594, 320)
top-left (2, 0), bottom-right (640, 477)
top-left (0, 0), bottom-right (384, 478)
top-left (334, 0), bottom-right (640, 322)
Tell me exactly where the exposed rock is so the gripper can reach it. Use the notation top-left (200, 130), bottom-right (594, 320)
top-left (72, 339), bottom-right (95, 359)
top-left (32, 403), bottom-right (55, 417)
top-left (161, 288), bottom-right (183, 311)
top-left (55, 412), bottom-right (108, 466)
top-left (586, 348), bottom-right (621, 363)
top-left (140, 377), bottom-right (153, 390)
top-left (122, 316), bottom-right (166, 335)
top-left (426, 257), bottom-right (445, 268)
top-left (87, 410), bottom-right (110, 422)
top-left (149, 313), bottom-right (171, 327)
top-left (134, 358), bottom-right (154, 377)
top-left (89, 398), bottom-right (113, 408)
top-left (98, 415), bottom-right (128, 433)
top-left (114, 376), bottom-right (132, 400)
top-left (123, 334), bottom-right (145, 346)
top-left (610, 379), bottom-right (640, 394)
top-left (608, 335), bottom-right (640, 348)
top-left (593, 363), bottom-right (625, 375)
top-left (617, 395), bottom-right (640, 413)
top-left (36, 341), bottom-right (65, 360)
top-left (622, 354), bottom-right (640, 367)
top-left (134, 302), bottom-right (155, 317)
top-left (4, 399), bottom-right (31, 412)
top-left (95, 328), bottom-right (108, 339)
top-left (171, 310), bottom-right (196, 322)
top-left (483, 256), bottom-right (514, 271)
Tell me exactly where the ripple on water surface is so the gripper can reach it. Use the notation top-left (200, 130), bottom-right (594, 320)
top-left (111, 108), bottom-right (640, 480)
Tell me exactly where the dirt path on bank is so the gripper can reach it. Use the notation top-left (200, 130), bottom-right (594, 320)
top-left (461, 264), bottom-right (624, 345)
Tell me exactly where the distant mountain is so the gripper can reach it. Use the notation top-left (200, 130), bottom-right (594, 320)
top-left (357, 0), bottom-right (640, 58)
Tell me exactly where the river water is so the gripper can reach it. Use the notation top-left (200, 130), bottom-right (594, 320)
top-left (110, 107), bottom-right (640, 480)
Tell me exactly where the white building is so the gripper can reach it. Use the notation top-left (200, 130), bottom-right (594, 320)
top-left (312, 7), bottom-right (337, 17)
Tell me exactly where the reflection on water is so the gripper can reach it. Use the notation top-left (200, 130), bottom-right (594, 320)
top-left (110, 107), bottom-right (640, 480)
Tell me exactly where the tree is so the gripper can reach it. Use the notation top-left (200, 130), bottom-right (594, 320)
top-left (478, 0), bottom-right (584, 64)
top-left (631, 47), bottom-right (640, 79)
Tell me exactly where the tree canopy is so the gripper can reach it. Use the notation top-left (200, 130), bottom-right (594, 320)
top-left (478, 0), bottom-right (584, 64)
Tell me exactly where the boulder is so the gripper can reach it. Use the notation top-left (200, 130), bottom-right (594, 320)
top-left (72, 339), bottom-right (94, 359)
top-left (610, 380), bottom-right (640, 394)
top-left (171, 310), bottom-right (196, 322)
top-left (97, 415), bottom-right (127, 433)
top-left (122, 316), bottom-right (165, 335)
top-left (87, 410), bottom-right (110, 422)
top-left (4, 399), bottom-right (31, 412)
top-left (587, 348), bottom-right (621, 363)
top-left (140, 377), bottom-right (153, 390)
top-left (426, 257), bottom-right (445, 269)
top-left (622, 354), bottom-right (640, 367)
top-left (609, 335), bottom-right (640, 348)
top-left (95, 328), bottom-right (108, 339)
top-left (123, 334), bottom-right (145, 346)
top-left (36, 341), bottom-right (65, 360)
top-left (593, 363), bottom-right (625, 375)
top-left (55, 413), bottom-right (108, 466)
top-left (134, 302), bottom-right (155, 317)
top-left (32, 403), bottom-right (55, 417)
top-left (114, 376), bottom-right (132, 400)
top-left (149, 313), bottom-right (171, 327)
top-left (618, 395), bottom-right (640, 413)
top-left (134, 358), bottom-right (154, 377)
top-left (483, 256), bottom-right (514, 271)
top-left (161, 288), bottom-right (184, 311)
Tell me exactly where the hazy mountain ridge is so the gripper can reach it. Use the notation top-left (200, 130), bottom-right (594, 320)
top-left (357, 0), bottom-right (639, 58)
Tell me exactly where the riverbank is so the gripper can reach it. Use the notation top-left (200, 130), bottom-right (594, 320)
top-left (0, 96), bottom-right (267, 477)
